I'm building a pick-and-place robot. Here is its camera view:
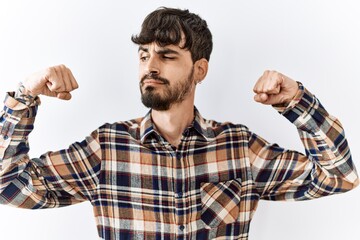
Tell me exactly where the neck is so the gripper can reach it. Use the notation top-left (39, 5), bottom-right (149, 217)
top-left (151, 97), bottom-right (194, 148)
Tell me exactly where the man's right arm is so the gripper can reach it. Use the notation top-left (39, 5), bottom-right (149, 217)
top-left (0, 65), bottom-right (102, 208)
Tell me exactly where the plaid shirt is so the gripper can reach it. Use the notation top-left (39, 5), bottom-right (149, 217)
top-left (0, 84), bottom-right (358, 240)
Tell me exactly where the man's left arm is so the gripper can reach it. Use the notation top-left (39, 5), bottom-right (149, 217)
top-left (250, 70), bottom-right (359, 200)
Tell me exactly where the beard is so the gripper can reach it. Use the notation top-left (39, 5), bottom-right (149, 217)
top-left (140, 66), bottom-right (195, 111)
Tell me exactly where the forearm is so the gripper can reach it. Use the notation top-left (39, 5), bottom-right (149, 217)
top-left (0, 92), bottom-right (52, 207)
top-left (275, 84), bottom-right (359, 195)
top-left (0, 91), bottom-right (39, 168)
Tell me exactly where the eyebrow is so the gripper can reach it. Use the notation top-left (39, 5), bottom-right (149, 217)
top-left (138, 46), bottom-right (148, 53)
top-left (138, 46), bottom-right (180, 55)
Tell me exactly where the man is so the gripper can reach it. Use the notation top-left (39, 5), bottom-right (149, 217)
top-left (0, 7), bottom-right (358, 240)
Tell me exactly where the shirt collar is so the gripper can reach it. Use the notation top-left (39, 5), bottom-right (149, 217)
top-left (139, 110), bottom-right (154, 143)
top-left (139, 107), bottom-right (215, 143)
top-left (192, 107), bottom-right (216, 140)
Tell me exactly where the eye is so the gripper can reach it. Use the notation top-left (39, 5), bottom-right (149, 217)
top-left (140, 56), bottom-right (149, 62)
top-left (162, 55), bottom-right (176, 60)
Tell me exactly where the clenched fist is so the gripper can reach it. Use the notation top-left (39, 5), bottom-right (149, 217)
top-left (23, 64), bottom-right (79, 100)
top-left (253, 70), bottom-right (298, 105)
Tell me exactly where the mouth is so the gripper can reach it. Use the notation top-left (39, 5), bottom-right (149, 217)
top-left (141, 73), bottom-right (170, 87)
top-left (142, 79), bottom-right (166, 85)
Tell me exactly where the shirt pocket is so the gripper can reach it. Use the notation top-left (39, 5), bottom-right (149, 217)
top-left (200, 178), bottom-right (242, 229)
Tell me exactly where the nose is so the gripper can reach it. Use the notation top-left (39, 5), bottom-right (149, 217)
top-left (144, 56), bottom-right (160, 75)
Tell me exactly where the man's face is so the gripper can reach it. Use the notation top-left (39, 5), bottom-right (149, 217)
top-left (138, 42), bottom-right (195, 111)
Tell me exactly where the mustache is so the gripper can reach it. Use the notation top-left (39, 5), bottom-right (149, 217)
top-left (140, 73), bottom-right (170, 85)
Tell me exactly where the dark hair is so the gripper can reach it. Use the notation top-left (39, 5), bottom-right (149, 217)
top-left (131, 7), bottom-right (213, 62)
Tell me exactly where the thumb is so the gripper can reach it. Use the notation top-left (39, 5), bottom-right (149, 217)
top-left (254, 93), bottom-right (269, 103)
top-left (56, 92), bottom-right (72, 100)
top-left (254, 93), bottom-right (286, 105)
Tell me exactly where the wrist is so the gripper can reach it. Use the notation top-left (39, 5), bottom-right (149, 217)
top-left (287, 81), bottom-right (301, 102)
top-left (15, 82), bottom-right (36, 105)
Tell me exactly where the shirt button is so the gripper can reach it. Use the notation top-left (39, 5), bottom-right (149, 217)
top-left (179, 225), bottom-right (185, 231)
top-left (176, 152), bottom-right (181, 160)
top-left (176, 192), bottom-right (183, 198)
top-left (3, 135), bottom-right (8, 140)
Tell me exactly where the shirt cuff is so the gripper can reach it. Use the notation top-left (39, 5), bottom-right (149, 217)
top-left (3, 92), bottom-right (41, 118)
top-left (273, 82), bottom-right (316, 124)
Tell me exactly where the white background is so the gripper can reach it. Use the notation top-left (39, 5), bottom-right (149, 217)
top-left (0, 0), bottom-right (359, 239)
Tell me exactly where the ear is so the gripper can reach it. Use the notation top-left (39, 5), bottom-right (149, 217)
top-left (193, 58), bottom-right (208, 84)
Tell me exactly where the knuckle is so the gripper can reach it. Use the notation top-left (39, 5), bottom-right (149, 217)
top-left (45, 67), bottom-right (53, 76)
top-left (58, 64), bottom-right (66, 69)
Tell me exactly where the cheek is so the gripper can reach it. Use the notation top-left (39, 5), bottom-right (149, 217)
top-left (138, 65), bottom-right (145, 80)
top-left (165, 65), bottom-right (188, 79)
